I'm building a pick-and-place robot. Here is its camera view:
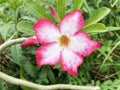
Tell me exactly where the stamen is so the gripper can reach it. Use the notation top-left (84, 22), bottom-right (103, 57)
top-left (59, 35), bottom-right (70, 47)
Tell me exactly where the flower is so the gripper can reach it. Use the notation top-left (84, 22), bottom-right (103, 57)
top-left (21, 10), bottom-right (100, 76)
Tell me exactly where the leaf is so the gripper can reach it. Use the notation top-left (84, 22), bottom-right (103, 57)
top-left (106, 27), bottom-right (120, 31)
top-left (94, 0), bottom-right (102, 7)
top-left (47, 69), bottom-right (55, 83)
top-left (11, 44), bottom-right (23, 65)
top-left (86, 26), bottom-right (120, 34)
top-left (21, 16), bottom-right (37, 23)
top-left (22, 56), bottom-right (36, 77)
top-left (0, 13), bottom-right (10, 19)
top-left (37, 67), bottom-right (49, 84)
top-left (0, 79), bottom-right (5, 90)
top-left (24, 0), bottom-right (52, 21)
top-left (83, 23), bottom-right (106, 34)
top-left (73, 0), bottom-right (84, 10)
top-left (83, 0), bottom-right (91, 16)
top-left (0, 22), bottom-right (13, 40)
top-left (85, 7), bottom-right (110, 27)
top-left (57, 0), bottom-right (65, 19)
top-left (17, 21), bottom-right (34, 36)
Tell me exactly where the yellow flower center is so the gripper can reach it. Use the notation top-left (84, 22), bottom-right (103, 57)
top-left (59, 35), bottom-right (70, 47)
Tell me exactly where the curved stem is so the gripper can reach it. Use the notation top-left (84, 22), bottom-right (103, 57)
top-left (0, 38), bottom-right (100, 90)
top-left (0, 38), bottom-right (26, 53)
top-left (0, 71), bottom-right (100, 90)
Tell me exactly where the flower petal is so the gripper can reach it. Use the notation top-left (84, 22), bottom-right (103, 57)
top-left (60, 10), bottom-right (84, 36)
top-left (70, 32), bottom-right (100, 56)
top-left (21, 36), bottom-right (39, 46)
top-left (33, 18), bottom-right (60, 44)
top-left (50, 6), bottom-right (57, 17)
top-left (50, 6), bottom-right (60, 22)
top-left (60, 49), bottom-right (83, 76)
top-left (36, 43), bottom-right (61, 66)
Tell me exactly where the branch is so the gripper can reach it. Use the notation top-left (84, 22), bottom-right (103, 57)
top-left (0, 71), bottom-right (100, 90)
top-left (0, 38), bottom-right (100, 90)
top-left (0, 38), bottom-right (26, 53)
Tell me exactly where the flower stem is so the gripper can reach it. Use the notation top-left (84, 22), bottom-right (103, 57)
top-left (0, 38), bottom-right (100, 90)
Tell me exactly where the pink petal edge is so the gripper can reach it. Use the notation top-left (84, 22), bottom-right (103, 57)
top-left (36, 43), bottom-right (61, 66)
top-left (60, 49), bottom-right (83, 76)
top-left (60, 10), bottom-right (84, 36)
top-left (33, 18), bottom-right (60, 45)
top-left (70, 32), bottom-right (100, 56)
top-left (21, 36), bottom-right (39, 46)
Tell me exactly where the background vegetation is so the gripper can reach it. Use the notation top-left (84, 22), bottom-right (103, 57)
top-left (0, 0), bottom-right (120, 90)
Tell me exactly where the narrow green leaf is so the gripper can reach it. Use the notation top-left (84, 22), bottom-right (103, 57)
top-left (57, 0), bottom-right (65, 19)
top-left (22, 56), bottom-right (36, 77)
top-left (94, 0), bottom-right (102, 7)
top-left (84, 24), bottom-right (120, 34)
top-left (0, 22), bottom-right (13, 40)
top-left (17, 21), bottom-right (34, 36)
top-left (106, 27), bottom-right (120, 31)
top-left (73, 0), bottom-right (84, 10)
top-left (83, 23), bottom-right (106, 34)
top-left (83, 0), bottom-right (91, 16)
top-left (85, 7), bottom-right (110, 27)
top-left (24, 0), bottom-right (52, 21)
top-left (11, 44), bottom-right (22, 65)
top-left (47, 69), bottom-right (55, 83)
top-left (0, 79), bottom-right (5, 90)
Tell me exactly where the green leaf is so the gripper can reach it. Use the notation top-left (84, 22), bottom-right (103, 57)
top-left (37, 67), bottom-right (49, 84)
top-left (22, 56), bottom-right (36, 77)
top-left (11, 44), bottom-right (22, 65)
top-left (21, 16), bottom-right (37, 23)
top-left (83, 23), bottom-right (106, 34)
top-left (85, 7), bottom-right (110, 27)
top-left (73, 0), bottom-right (84, 10)
top-left (83, 0), bottom-right (91, 16)
top-left (24, 0), bottom-right (52, 21)
top-left (0, 79), bottom-right (5, 90)
top-left (57, 0), bottom-right (65, 19)
top-left (94, 0), bottom-right (102, 7)
top-left (0, 22), bottom-right (13, 40)
top-left (106, 27), bottom-right (120, 31)
top-left (84, 25), bottom-right (120, 34)
top-left (0, 13), bottom-right (10, 19)
top-left (47, 69), bottom-right (55, 83)
top-left (17, 21), bottom-right (34, 36)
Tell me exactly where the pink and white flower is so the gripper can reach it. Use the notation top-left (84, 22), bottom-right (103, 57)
top-left (21, 10), bottom-right (100, 76)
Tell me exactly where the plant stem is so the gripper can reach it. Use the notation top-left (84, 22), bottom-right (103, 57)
top-left (0, 71), bottom-right (100, 90)
top-left (0, 38), bottom-right (100, 90)
top-left (0, 38), bottom-right (26, 53)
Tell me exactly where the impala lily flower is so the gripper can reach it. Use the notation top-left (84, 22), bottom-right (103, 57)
top-left (21, 10), bottom-right (100, 76)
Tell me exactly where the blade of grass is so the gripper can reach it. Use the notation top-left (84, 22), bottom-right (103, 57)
top-left (83, 0), bottom-right (91, 16)
top-left (57, 0), bottom-right (65, 19)
top-left (73, 0), bottom-right (84, 10)
top-left (96, 40), bottom-right (120, 79)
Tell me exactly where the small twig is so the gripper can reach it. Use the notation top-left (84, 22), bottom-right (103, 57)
top-left (0, 38), bottom-right (100, 90)
top-left (0, 38), bottom-right (26, 53)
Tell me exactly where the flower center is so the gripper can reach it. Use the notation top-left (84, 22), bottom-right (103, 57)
top-left (59, 35), bottom-right (70, 47)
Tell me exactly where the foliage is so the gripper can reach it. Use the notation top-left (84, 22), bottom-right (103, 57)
top-left (0, 0), bottom-right (120, 90)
